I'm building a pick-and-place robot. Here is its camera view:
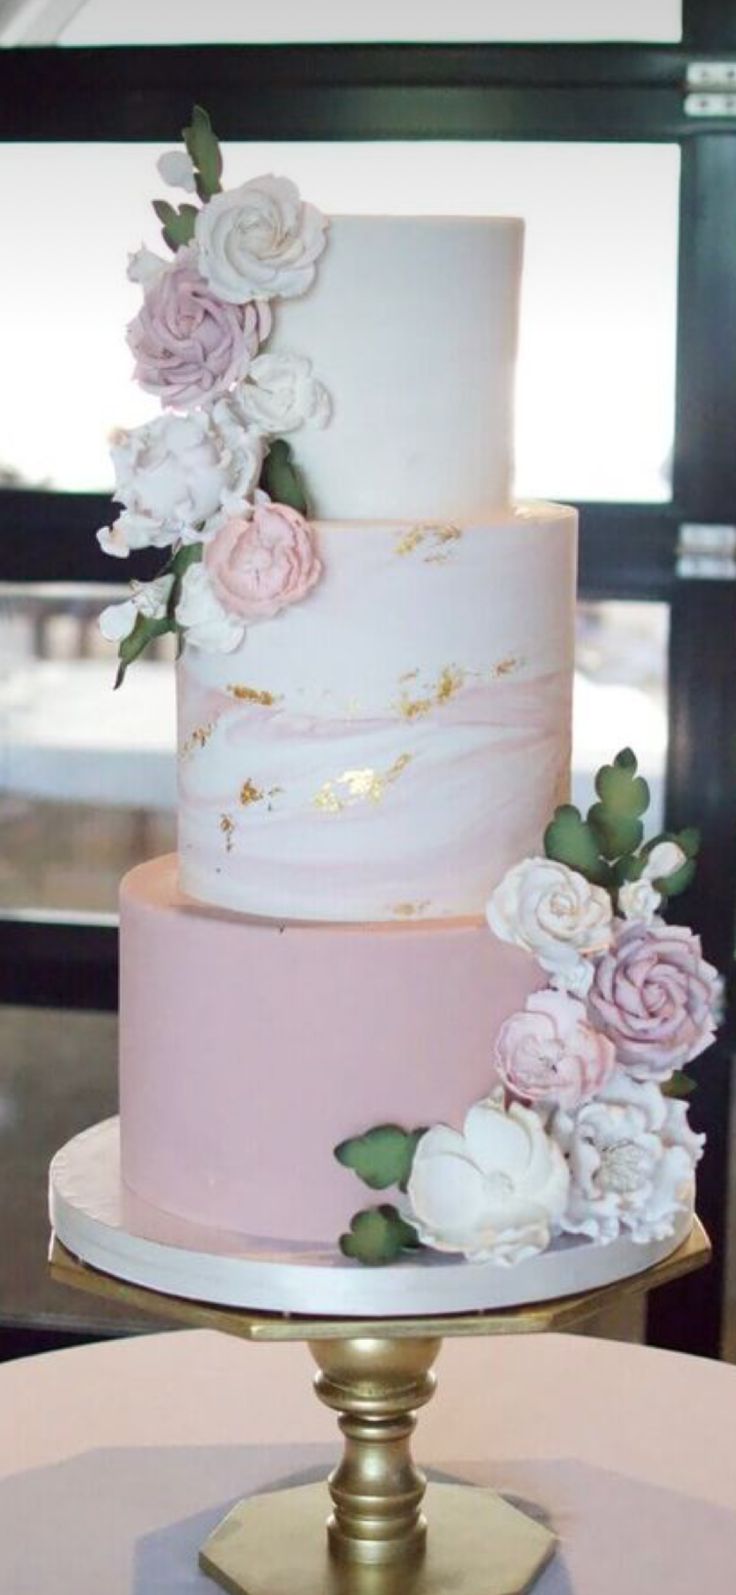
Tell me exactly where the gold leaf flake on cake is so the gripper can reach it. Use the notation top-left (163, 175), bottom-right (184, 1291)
top-left (181, 721), bottom-right (216, 758)
top-left (395, 665), bottom-right (465, 720)
top-left (391, 901), bottom-right (431, 918)
top-left (490, 654), bottom-right (523, 679)
top-left (313, 753), bottom-right (413, 814)
top-left (394, 523), bottom-right (462, 562)
top-left (226, 684), bottom-right (282, 707)
top-left (239, 779), bottom-right (264, 806)
top-left (219, 813), bottom-right (235, 852)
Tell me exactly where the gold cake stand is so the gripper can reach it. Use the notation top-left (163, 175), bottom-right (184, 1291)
top-left (50, 1221), bottom-right (709, 1595)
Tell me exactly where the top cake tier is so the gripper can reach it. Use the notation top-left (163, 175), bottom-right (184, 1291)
top-left (267, 215), bottom-right (523, 520)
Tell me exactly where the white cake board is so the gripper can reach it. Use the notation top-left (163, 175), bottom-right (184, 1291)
top-left (49, 1118), bottom-right (692, 1318)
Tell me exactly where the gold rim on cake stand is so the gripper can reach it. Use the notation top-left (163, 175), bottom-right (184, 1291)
top-left (49, 1219), bottom-right (710, 1595)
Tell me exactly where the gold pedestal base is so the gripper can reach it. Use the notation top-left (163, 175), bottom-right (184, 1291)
top-left (49, 1220), bottom-right (711, 1595)
top-left (199, 1480), bottom-right (555, 1595)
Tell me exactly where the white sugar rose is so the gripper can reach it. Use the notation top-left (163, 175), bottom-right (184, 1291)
top-left (175, 562), bottom-right (244, 653)
top-left (237, 352), bottom-right (331, 434)
top-left (618, 877), bottom-right (662, 924)
top-left (404, 1096), bottom-right (569, 1265)
top-left (97, 411), bottom-right (263, 558)
top-left (550, 1067), bottom-right (703, 1245)
top-left (195, 174), bottom-right (328, 302)
top-left (99, 574), bottom-right (173, 644)
top-left (641, 840), bottom-right (688, 882)
top-left (487, 857), bottom-right (613, 986)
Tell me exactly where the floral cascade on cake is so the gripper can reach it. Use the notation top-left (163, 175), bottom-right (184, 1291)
top-left (95, 107), bottom-right (330, 681)
top-left (335, 749), bottom-right (718, 1266)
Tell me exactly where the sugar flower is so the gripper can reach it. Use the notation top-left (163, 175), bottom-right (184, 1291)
top-left (195, 173), bottom-right (327, 302)
top-left (495, 988), bottom-right (617, 1112)
top-left (404, 1096), bottom-right (569, 1265)
top-left (550, 1067), bottom-right (704, 1244)
top-left (587, 919), bottom-right (719, 1082)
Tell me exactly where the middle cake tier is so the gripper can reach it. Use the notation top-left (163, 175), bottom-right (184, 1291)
top-left (178, 503), bottom-right (577, 921)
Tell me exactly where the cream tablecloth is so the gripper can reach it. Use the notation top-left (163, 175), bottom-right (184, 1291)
top-left (1, 1328), bottom-right (735, 1592)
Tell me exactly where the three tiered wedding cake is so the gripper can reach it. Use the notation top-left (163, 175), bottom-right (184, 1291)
top-left (82, 111), bottom-right (714, 1310)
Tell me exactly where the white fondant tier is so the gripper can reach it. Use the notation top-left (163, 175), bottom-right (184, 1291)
top-left (49, 1119), bottom-right (695, 1317)
top-left (178, 504), bottom-right (577, 920)
top-left (269, 215), bottom-right (523, 520)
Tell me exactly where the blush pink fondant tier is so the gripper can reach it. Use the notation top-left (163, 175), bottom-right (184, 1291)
top-left (119, 855), bottom-right (544, 1244)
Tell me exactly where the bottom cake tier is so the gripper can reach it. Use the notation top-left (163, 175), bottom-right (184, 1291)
top-left (119, 854), bottom-right (544, 1245)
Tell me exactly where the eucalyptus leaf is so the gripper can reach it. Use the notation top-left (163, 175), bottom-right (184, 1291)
top-left (335, 1124), bottom-right (426, 1192)
top-left (183, 104), bottom-right (223, 199)
top-left (259, 439), bottom-right (310, 515)
top-left (152, 198), bottom-right (198, 251)
top-left (543, 804), bottom-right (609, 886)
top-left (339, 1205), bottom-right (420, 1266)
top-left (114, 613), bottom-right (174, 690)
top-left (594, 748), bottom-right (650, 820)
top-left (587, 803), bottom-right (644, 862)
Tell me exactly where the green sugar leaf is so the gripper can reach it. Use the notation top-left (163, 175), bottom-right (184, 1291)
top-left (114, 613), bottom-right (173, 689)
top-left (639, 828), bottom-right (701, 897)
top-left (594, 748), bottom-right (650, 820)
top-left (152, 199), bottom-right (198, 251)
top-left (543, 804), bottom-right (610, 886)
top-left (587, 803), bottom-right (644, 862)
top-left (259, 438), bottom-right (310, 515)
top-left (339, 1205), bottom-right (420, 1266)
top-left (662, 1070), bottom-right (697, 1099)
top-left (183, 104), bottom-right (223, 199)
top-left (335, 1124), bottom-right (425, 1191)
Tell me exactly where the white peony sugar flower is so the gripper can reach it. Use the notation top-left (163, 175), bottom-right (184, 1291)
top-left (96, 410), bottom-right (263, 558)
top-left (237, 352), bottom-right (331, 434)
top-left (404, 1095), bottom-right (569, 1265)
top-left (550, 1067), bottom-right (703, 1245)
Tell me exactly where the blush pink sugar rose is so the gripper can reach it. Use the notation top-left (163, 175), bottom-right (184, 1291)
top-left (587, 919), bottom-right (718, 1082)
top-left (127, 248), bottom-right (272, 409)
top-left (495, 988), bottom-right (617, 1112)
top-left (204, 502), bottom-right (322, 620)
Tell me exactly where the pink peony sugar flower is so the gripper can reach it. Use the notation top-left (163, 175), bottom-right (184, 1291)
top-left (127, 247), bottom-right (271, 409)
top-left (495, 988), bottom-right (617, 1112)
top-left (203, 502), bottom-right (322, 620)
top-left (587, 919), bottom-right (719, 1083)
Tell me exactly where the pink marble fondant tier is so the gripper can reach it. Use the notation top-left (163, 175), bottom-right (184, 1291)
top-left (119, 855), bottom-right (545, 1244)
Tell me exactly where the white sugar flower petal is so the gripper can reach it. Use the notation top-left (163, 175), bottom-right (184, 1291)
top-left (175, 563), bottom-right (245, 653)
top-left (641, 840), bottom-right (688, 882)
top-left (126, 245), bottom-right (169, 285)
top-left (487, 857), bottom-right (613, 978)
top-left (237, 352), bottom-right (331, 434)
top-left (156, 150), bottom-right (197, 192)
top-left (99, 598), bottom-right (138, 642)
top-left (618, 877), bottom-right (662, 923)
top-left (96, 524), bottom-right (131, 559)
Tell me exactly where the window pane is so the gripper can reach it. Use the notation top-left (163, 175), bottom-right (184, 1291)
top-left (0, 142), bottom-right (679, 503)
top-left (573, 600), bottom-right (668, 833)
top-left (48, 0), bottom-right (683, 46)
top-left (0, 1004), bottom-right (169, 1334)
top-left (0, 586), bottom-right (175, 914)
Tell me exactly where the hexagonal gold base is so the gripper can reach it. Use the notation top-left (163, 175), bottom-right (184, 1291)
top-left (199, 1480), bottom-right (555, 1595)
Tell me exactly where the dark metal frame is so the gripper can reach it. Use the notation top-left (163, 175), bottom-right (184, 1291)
top-left (1, 2), bottom-right (734, 1358)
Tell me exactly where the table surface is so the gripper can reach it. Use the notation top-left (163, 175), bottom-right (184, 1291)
top-left (1, 1328), bottom-right (735, 1594)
